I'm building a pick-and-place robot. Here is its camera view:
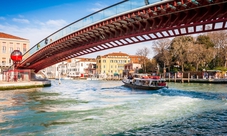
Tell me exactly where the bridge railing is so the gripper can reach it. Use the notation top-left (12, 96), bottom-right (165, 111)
top-left (23, 0), bottom-right (162, 61)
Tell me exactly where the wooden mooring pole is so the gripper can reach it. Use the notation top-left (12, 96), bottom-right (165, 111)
top-left (181, 73), bottom-right (184, 83)
top-left (188, 73), bottom-right (190, 83)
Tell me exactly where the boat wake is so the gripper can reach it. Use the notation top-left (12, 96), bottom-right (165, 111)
top-left (157, 88), bottom-right (227, 101)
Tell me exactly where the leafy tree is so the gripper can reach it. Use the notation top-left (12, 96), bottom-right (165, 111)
top-left (196, 35), bottom-right (215, 48)
top-left (170, 36), bottom-right (194, 72)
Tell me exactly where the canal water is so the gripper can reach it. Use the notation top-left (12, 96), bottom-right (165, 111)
top-left (1, 80), bottom-right (227, 135)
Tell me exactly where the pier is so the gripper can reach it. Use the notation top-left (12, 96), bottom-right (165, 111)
top-left (164, 72), bottom-right (227, 83)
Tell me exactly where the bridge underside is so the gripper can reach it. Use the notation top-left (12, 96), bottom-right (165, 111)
top-left (18, 0), bottom-right (227, 72)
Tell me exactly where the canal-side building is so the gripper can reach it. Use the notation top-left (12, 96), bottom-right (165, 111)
top-left (43, 57), bottom-right (96, 79)
top-left (67, 58), bottom-right (96, 78)
top-left (96, 52), bottom-right (131, 77)
top-left (124, 55), bottom-right (142, 75)
top-left (0, 32), bottom-right (30, 73)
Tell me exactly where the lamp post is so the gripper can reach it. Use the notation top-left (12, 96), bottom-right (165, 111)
top-left (10, 50), bottom-right (22, 82)
top-left (11, 50), bottom-right (22, 68)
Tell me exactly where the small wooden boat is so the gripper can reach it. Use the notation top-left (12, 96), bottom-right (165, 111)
top-left (122, 76), bottom-right (168, 90)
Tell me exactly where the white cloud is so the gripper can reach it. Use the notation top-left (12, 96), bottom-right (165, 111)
top-left (46, 19), bottom-right (67, 27)
top-left (89, 2), bottom-right (107, 12)
top-left (0, 19), bottom-right (68, 48)
top-left (90, 8), bottom-right (102, 12)
top-left (94, 2), bottom-right (103, 7)
top-left (34, 20), bottom-right (46, 26)
top-left (12, 18), bottom-right (30, 24)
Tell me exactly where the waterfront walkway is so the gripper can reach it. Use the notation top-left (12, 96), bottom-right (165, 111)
top-left (0, 80), bottom-right (51, 90)
top-left (166, 77), bottom-right (227, 83)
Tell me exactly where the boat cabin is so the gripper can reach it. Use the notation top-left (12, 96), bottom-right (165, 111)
top-left (132, 78), bottom-right (166, 87)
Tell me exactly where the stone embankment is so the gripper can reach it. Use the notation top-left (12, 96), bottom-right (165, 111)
top-left (0, 80), bottom-right (51, 90)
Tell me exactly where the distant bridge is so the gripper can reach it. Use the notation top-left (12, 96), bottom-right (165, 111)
top-left (17, 0), bottom-right (227, 72)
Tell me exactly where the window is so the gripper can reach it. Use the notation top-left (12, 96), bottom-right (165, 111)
top-left (103, 60), bottom-right (106, 63)
top-left (2, 58), bottom-right (6, 65)
top-left (103, 65), bottom-right (105, 68)
top-left (81, 63), bottom-right (83, 67)
top-left (23, 44), bottom-right (27, 53)
top-left (2, 46), bottom-right (6, 53)
top-left (10, 47), bottom-right (13, 53)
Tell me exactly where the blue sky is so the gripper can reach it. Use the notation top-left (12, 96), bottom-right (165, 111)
top-left (0, 0), bottom-right (155, 58)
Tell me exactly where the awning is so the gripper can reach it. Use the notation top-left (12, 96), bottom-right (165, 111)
top-left (114, 73), bottom-right (119, 76)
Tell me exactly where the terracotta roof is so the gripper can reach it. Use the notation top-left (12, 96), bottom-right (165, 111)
top-left (78, 58), bottom-right (96, 62)
top-left (0, 32), bottom-right (27, 40)
top-left (102, 52), bottom-right (129, 58)
top-left (66, 59), bottom-right (71, 63)
top-left (129, 55), bottom-right (142, 63)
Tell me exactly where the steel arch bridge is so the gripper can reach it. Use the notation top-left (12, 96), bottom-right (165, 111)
top-left (17, 0), bottom-right (227, 72)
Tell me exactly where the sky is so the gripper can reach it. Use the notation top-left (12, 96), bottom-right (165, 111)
top-left (0, 0), bottom-right (156, 58)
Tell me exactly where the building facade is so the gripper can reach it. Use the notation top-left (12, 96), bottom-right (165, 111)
top-left (124, 55), bottom-right (142, 75)
top-left (67, 58), bottom-right (96, 78)
top-left (0, 32), bottom-right (30, 72)
top-left (43, 58), bottom-right (96, 79)
top-left (96, 52), bottom-right (131, 77)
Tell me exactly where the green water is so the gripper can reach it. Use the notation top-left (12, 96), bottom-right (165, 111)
top-left (1, 80), bottom-right (227, 135)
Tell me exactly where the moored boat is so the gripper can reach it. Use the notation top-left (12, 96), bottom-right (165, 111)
top-left (122, 75), bottom-right (168, 90)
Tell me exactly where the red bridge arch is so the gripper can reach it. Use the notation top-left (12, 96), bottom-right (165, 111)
top-left (18, 0), bottom-right (227, 72)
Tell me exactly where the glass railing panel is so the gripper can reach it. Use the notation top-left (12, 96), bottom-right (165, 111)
top-left (62, 29), bottom-right (67, 38)
top-left (103, 6), bottom-right (117, 19)
top-left (66, 26), bottom-right (71, 34)
top-left (74, 20), bottom-right (83, 31)
top-left (148, 0), bottom-right (162, 5)
top-left (83, 16), bottom-right (93, 27)
top-left (92, 11), bottom-right (104, 23)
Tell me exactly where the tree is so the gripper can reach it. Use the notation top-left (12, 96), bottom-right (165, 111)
top-left (136, 47), bottom-right (150, 73)
top-left (196, 35), bottom-right (215, 48)
top-left (207, 31), bottom-right (227, 68)
top-left (152, 39), bottom-right (171, 72)
top-left (170, 36), bottom-right (194, 72)
top-left (188, 43), bottom-right (214, 71)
